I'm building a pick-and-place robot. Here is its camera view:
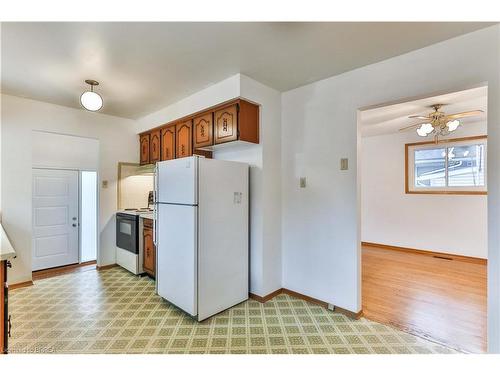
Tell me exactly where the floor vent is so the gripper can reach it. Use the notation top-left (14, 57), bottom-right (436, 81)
top-left (433, 255), bottom-right (453, 261)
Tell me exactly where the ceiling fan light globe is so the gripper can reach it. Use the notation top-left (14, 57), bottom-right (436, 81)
top-left (421, 123), bottom-right (434, 134)
top-left (417, 128), bottom-right (428, 137)
top-left (446, 120), bottom-right (460, 132)
top-left (80, 91), bottom-right (103, 111)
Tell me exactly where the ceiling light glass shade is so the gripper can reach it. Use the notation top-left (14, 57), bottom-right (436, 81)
top-left (80, 91), bottom-right (103, 111)
top-left (417, 127), bottom-right (428, 137)
top-left (446, 120), bottom-right (460, 132)
top-left (421, 123), bottom-right (434, 134)
top-left (417, 123), bottom-right (434, 137)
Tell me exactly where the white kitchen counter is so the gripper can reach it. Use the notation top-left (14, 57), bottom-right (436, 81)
top-left (0, 223), bottom-right (16, 261)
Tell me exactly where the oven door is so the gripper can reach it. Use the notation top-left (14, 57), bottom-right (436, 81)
top-left (116, 213), bottom-right (139, 254)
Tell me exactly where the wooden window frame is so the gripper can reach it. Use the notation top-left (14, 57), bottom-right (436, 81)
top-left (405, 135), bottom-right (487, 195)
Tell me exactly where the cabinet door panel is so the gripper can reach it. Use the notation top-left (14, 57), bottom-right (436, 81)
top-left (161, 126), bottom-right (176, 160)
top-left (176, 121), bottom-right (193, 158)
top-left (143, 226), bottom-right (155, 277)
top-left (1, 261), bottom-right (4, 353)
top-left (214, 104), bottom-right (238, 144)
top-left (193, 112), bottom-right (213, 148)
top-left (150, 129), bottom-right (161, 163)
top-left (140, 134), bottom-right (150, 165)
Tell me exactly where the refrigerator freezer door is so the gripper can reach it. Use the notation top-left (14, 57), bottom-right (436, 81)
top-left (156, 157), bottom-right (198, 205)
top-left (197, 158), bottom-right (249, 321)
top-left (156, 203), bottom-right (197, 316)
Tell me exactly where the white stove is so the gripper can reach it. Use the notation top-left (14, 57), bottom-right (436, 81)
top-left (116, 208), bottom-right (153, 275)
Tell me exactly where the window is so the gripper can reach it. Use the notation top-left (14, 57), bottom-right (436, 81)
top-left (80, 171), bottom-right (98, 262)
top-left (406, 136), bottom-right (487, 194)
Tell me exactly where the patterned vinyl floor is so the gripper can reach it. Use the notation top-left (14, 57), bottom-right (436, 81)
top-left (8, 267), bottom-right (456, 354)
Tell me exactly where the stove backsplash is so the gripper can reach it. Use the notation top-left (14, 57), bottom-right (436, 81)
top-left (119, 173), bottom-right (154, 210)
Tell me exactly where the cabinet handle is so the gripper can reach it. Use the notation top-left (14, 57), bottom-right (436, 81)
top-left (8, 315), bottom-right (12, 337)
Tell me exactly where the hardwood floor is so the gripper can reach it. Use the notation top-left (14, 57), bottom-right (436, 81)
top-left (362, 245), bottom-right (487, 353)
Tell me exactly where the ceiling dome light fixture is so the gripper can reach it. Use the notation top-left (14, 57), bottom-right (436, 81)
top-left (80, 79), bottom-right (103, 112)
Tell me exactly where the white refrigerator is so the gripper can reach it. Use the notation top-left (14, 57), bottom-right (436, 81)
top-left (154, 156), bottom-right (249, 321)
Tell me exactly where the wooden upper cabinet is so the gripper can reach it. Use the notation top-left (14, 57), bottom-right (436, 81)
top-left (140, 99), bottom-right (259, 162)
top-left (176, 120), bottom-right (193, 158)
top-left (150, 129), bottom-right (161, 163)
top-left (214, 104), bottom-right (238, 144)
top-left (238, 100), bottom-right (259, 144)
top-left (161, 125), bottom-right (176, 161)
top-left (140, 133), bottom-right (150, 165)
top-left (214, 100), bottom-right (259, 145)
top-left (193, 112), bottom-right (213, 149)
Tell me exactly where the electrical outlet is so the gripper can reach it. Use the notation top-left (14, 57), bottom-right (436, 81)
top-left (299, 177), bottom-right (307, 188)
top-left (340, 158), bottom-right (348, 170)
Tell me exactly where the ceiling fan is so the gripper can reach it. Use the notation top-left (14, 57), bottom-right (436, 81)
top-left (399, 104), bottom-right (484, 142)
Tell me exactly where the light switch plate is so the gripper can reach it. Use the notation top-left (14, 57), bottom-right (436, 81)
top-left (233, 192), bottom-right (242, 204)
top-left (299, 177), bottom-right (307, 188)
top-left (340, 158), bottom-right (348, 170)
top-left (102, 180), bottom-right (108, 188)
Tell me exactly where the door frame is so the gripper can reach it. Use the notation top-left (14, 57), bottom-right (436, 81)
top-left (31, 167), bottom-right (100, 269)
top-left (356, 81), bottom-right (489, 349)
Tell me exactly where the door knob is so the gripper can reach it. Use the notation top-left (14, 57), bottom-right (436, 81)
top-left (72, 224), bottom-right (77, 227)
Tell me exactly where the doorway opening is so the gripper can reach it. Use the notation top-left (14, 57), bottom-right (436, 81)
top-left (31, 168), bottom-right (98, 276)
top-left (357, 85), bottom-right (488, 353)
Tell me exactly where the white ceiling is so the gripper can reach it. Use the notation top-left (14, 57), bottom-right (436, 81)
top-left (1, 22), bottom-right (494, 119)
top-left (360, 85), bottom-right (488, 137)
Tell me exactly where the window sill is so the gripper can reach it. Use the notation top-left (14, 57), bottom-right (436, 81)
top-left (405, 190), bottom-right (487, 195)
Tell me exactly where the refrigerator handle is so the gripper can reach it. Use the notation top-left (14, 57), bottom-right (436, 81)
top-left (153, 164), bottom-right (157, 246)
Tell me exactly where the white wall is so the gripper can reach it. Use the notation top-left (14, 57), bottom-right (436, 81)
top-left (136, 74), bottom-right (282, 297)
top-left (281, 26), bottom-right (500, 352)
top-left (32, 130), bottom-right (100, 170)
top-left (361, 123), bottom-right (487, 258)
top-left (1, 94), bottom-right (138, 284)
top-left (215, 75), bottom-right (282, 296)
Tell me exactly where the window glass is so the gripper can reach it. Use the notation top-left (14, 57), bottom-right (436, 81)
top-left (408, 138), bottom-right (487, 193)
top-left (447, 144), bottom-right (485, 187)
top-left (414, 148), bottom-right (446, 188)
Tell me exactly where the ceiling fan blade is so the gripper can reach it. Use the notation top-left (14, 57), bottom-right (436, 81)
top-left (445, 110), bottom-right (484, 120)
top-left (408, 115), bottom-right (431, 120)
top-left (399, 122), bottom-right (427, 131)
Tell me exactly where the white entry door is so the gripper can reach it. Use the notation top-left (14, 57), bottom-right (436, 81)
top-left (32, 168), bottom-right (79, 271)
